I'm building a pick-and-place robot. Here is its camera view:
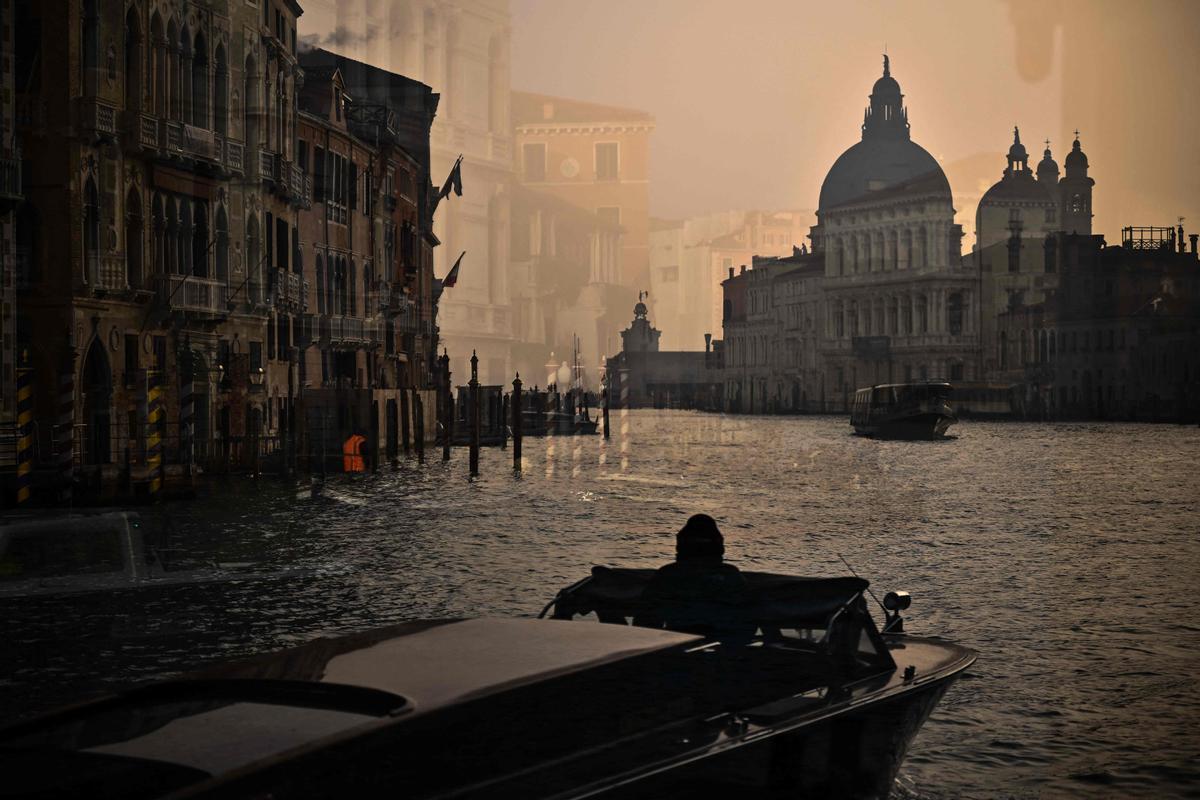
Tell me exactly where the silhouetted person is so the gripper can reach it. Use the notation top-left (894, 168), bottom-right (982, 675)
top-left (635, 514), bottom-right (750, 639)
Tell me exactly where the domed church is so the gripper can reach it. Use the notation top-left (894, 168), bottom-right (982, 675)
top-left (811, 56), bottom-right (979, 403)
top-left (974, 128), bottom-right (1096, 375)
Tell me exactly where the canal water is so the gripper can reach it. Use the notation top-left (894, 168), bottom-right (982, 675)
top-left (3, 411), bottom-right (1199, 798)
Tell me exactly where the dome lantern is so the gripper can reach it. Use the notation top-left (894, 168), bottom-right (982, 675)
top-left (1006, 126), bottom-right (1029, 174)
top-left (1036, 138), bottom-right (1059, 184)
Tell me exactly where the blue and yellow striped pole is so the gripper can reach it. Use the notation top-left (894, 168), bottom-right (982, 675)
top-left (16, 369), bottom-right (33, 505)
top-left (146, 370), bottom-right (164, 496)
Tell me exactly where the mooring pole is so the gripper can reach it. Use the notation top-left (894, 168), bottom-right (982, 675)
top-left (512, 373), bottom-right (523, 470)
top-left (602, 373), bottom-right (611, 440)
top-left (400, 388), bottom-right (411, 457)
top-left (469, 351), bottom-right (480, 477)
top-left (440, 351), bottom-right (452, 462)
top-left (414, 393), bottom-right (425, 464)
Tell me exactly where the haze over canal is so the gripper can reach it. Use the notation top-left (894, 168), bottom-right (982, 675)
top-left (4, 411), bottom-right (1199, 798)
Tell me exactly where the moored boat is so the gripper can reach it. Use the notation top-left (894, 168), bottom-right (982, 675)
top-left (0, 564), bottom-right (973, 799)
top-left (851, 382), bottom-right (957, 439)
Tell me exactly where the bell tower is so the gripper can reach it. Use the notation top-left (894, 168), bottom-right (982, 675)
top-left (1060, 132), bottom-right (1094, 235)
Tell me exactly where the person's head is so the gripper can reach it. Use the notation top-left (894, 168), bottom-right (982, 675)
top-left (676, 514), bottom-right (724, 561)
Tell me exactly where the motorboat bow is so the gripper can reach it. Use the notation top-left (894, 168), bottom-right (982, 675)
top-left (0, 567), bottom-right (974, 799)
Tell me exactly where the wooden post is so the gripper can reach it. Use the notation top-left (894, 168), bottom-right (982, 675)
top-left (469, 351), bottom-right (480, 476)
top-left (512, 373), bottom-right (522, 470)
top-left (602, 375), bottom-right (611, 440)
top-left (500, 394), bottom-right (508, 450)
top-left (439, 352), bottom-right (452, 462)
top-left (370, 399), bottom-right (380, 473)
top-left (400, 388), bottom-right (411, 457)
top-left (414, 393), bottom-right (425, 464)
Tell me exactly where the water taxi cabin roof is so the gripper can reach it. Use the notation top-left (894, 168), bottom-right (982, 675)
top-left (201, 618), bottom-right (701, 713)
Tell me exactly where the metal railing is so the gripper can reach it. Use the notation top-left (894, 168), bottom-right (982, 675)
top-left (158, 273), bottom-right (226, 314)
top-left (225, 140), bottom-right (245, 173)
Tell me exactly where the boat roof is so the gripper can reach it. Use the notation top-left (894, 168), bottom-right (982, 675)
top-left (0, 510), bottom-right (140, 537)
top-left (209, 618), bottom-right (701, 712)
top-left (0, 619), bottom-right (701, 791)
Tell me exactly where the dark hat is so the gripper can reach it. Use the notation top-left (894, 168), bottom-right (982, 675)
top-left (676, 514), bottom-right (724, 559)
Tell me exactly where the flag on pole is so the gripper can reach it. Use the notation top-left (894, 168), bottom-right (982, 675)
top-left (438, 155), bottom-right (464, 201)
top-left (443, 251), bottom-right (465, 288)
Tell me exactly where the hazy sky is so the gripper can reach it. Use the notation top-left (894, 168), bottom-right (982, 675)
top-left (509, 0), bottom-right (1200, 244)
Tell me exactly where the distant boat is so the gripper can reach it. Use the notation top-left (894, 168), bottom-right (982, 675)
top-left (851, 382), bottom-right (957, 439)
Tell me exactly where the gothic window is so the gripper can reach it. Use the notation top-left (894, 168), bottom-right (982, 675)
top-left (1071, 193), bottom-right (1083, 213)
top-left (191, 32), bottom-right (208, 128)
top-left (179, 24), bottom-right (192, 124)
top-left (124, 9), bottom-right (142, 111)
top-left (166, 19), bottom-right (179, 119)
top-left (84, 176), bottom-right (100, 283)
top-left (178, 199), bottom-right (193, 275)
top-left (244, 55), bottom-right (259, 149)
top-left (83, 0), bottom-right (100, 95)
top-left (215, 205), bottom-right (229, 282)
top-left (192, 200), bottom-right (209, 278)
top-left (316, 254), bottom-right (325, 314)
top-left (214, 45), bottom-right (228, 136)
top-left (164, 196), bottom-right (178, 274)
top-left (151, 14), bottom-right (166, 116)
top-left (246, 215), bottom-right (261, 303)
top-left (125, 188), bottom-right (143, 289)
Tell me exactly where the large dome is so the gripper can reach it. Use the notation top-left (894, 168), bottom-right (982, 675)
top-left (819, 137), bottom-right (951, 211)
top-left (818, 58), bottom-right (951, 213)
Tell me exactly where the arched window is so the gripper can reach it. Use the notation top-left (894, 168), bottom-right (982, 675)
top-left (348, 260), bottom-right (357, 316)
top-left (276, 69), bottom-right (286, 154)
top-left (900, 229), bottom-right (912, 269)
top-left (244, 55), bottom-right (259, 150)
top-left (886, 230), bottom-right (897, 270)
top-left (164, 196), bottom-right (178, 274)
top-left (214, 44), bottom-right (228, 137)
top-left (179, 24), bottom-right (193, 124)
top-left (125, 188), bottom-right (143, 289)
top-left (84, 176), bottom-right (100, 284)
top-left (917, 295), bottom-right (928, 334)
top-left (246, 215), bottom-right (261, 303)
top-left (166, 19), bottom-right (179, 119)
top-left (178, 199), bottom-right (192, 276)
top-left (151, 13), bottom-right (166, 116)
top-left (124, 8), bottom-right (142, 111)
top-left (192, 32), bottom-right (208, 128)
top-left (82, 0), bottom-right (99, 95)
top-left (192, 200), bottom-right (209, 278)
top-left (315, 254), bottom-right (325, 314)
top-left (215, 205), bottom-right (229, 282)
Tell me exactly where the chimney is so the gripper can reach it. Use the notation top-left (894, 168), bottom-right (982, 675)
top-left (739, 264), bottom-right (746, 274)
top-left (1191, 234), bottom-right (1198, 256)
top-left (704, 333), bottom-right (712, 353)
top-left (728, 267), bottom-right (734, 279)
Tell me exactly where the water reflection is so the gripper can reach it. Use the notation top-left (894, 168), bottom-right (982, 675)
top-left (3, 411), bottom-right (1199, 798)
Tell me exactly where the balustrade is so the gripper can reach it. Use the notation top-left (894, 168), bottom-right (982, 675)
top-left (158, 274), bottom-right (226, 314)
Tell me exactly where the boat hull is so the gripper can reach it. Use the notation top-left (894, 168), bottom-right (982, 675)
top-left (854, 412), bottom-right (957, 440)
top-left (586, 673), bottom-right (955, 799)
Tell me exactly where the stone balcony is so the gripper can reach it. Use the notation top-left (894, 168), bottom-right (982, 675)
top-left (79, 98), bottom-right (118, 140)
top-left (271, 269), bottom-right (307, 312)
top-left (157, 273), bottom-right (227, 316)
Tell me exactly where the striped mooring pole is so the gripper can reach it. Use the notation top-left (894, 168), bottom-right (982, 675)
top-left (15, 368), bottom-right (33, 505)
top-left (57, 365), bottom-right (75, 504)
top-left (146, 370), bottom-right (165, 496)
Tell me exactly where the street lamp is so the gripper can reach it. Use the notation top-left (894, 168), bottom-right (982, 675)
top-left (249, 366), bottom-right (265, 389)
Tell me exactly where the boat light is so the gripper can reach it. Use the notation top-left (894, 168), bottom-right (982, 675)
top-left (883, 591), bottom-right (911, 612)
